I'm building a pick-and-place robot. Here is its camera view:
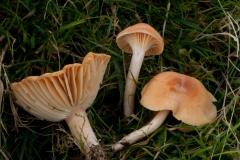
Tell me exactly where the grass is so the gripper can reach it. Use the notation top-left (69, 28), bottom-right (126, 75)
top-left (0, 0), bottom-right (240, 159)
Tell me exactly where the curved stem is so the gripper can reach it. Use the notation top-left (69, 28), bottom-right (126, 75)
top-left (112, 110), bottom-right (170, 152)
top-left (65, 107), bottom-right (108, 160)
top-left (123, 48), bottom-right (146, 117)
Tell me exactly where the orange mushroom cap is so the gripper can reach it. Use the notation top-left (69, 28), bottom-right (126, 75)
top-left (11, 52), bottom-right (111, 122)
top-left (116, 23), bottom-right (164, 56)
top-left (140, 71), bottom-right (217, 126)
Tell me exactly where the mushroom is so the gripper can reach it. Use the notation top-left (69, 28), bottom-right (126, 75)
top-left (11, 52), bottom-right (111, 160)
top-left (112, 71), bottom-right (217, 152)
top-left (116, 23), bottom-right (164, 117)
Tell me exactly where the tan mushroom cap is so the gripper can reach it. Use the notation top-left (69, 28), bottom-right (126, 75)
top-left (140, 72), bottom-right (217, 126)
top-left (11, 52), bottom-right (111, 122)
top-left (116, 23), bottom-right (164, 56)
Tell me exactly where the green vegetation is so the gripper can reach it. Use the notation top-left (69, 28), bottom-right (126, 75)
top-left (0, 0), bottom-right (240, 159)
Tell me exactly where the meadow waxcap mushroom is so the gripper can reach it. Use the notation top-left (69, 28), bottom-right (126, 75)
top-left (112, 71), bottom-right (217, 152)
top-left (11, 53), bottom-right (110, 121)
top-left (140, 71), bottom-right (217, 126)
top-left (116, 23), bottom-right (164, 55)
top-left (11, 52), bottom-right (111, 160)
top-left (117, 23), bottom-right (164, 117)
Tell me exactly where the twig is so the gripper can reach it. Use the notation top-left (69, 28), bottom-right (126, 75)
top-left (162, 2), bottom-right (171, 38)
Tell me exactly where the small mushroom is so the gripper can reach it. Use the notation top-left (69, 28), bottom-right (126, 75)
top-left (11, 52), bottom-right (111, 160)
top-left (112, 71), bottom-right (217, 152)
top-left (116, 23), bottom-right (164, 117)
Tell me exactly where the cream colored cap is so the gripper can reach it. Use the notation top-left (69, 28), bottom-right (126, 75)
top-left (11, 52), bottom-right (111, 122)
top-left (140, 72), bottom-right (217, 126)
top-left (116, 23), bottom-right (164, 56)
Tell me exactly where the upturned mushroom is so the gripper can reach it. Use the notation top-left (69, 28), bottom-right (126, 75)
top-left (11, 52), bottom-right (111, 160)
top-left (116, 23), bottom-right (164, 117)
top-left (112, 71), bottom-right (217, 152)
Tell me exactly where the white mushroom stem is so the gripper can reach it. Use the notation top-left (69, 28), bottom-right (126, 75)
top-left (124, 47), bottom-right (146, 117)
top-left (112, 110), bottom-right (170, 152)
top-left (65, 107), bottom-right (103, 158)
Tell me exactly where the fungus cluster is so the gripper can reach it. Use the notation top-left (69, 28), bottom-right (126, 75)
top-left (11, 52), bottom-right (110, 160)
top-left (10, 23), bottom-right (218, 158)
